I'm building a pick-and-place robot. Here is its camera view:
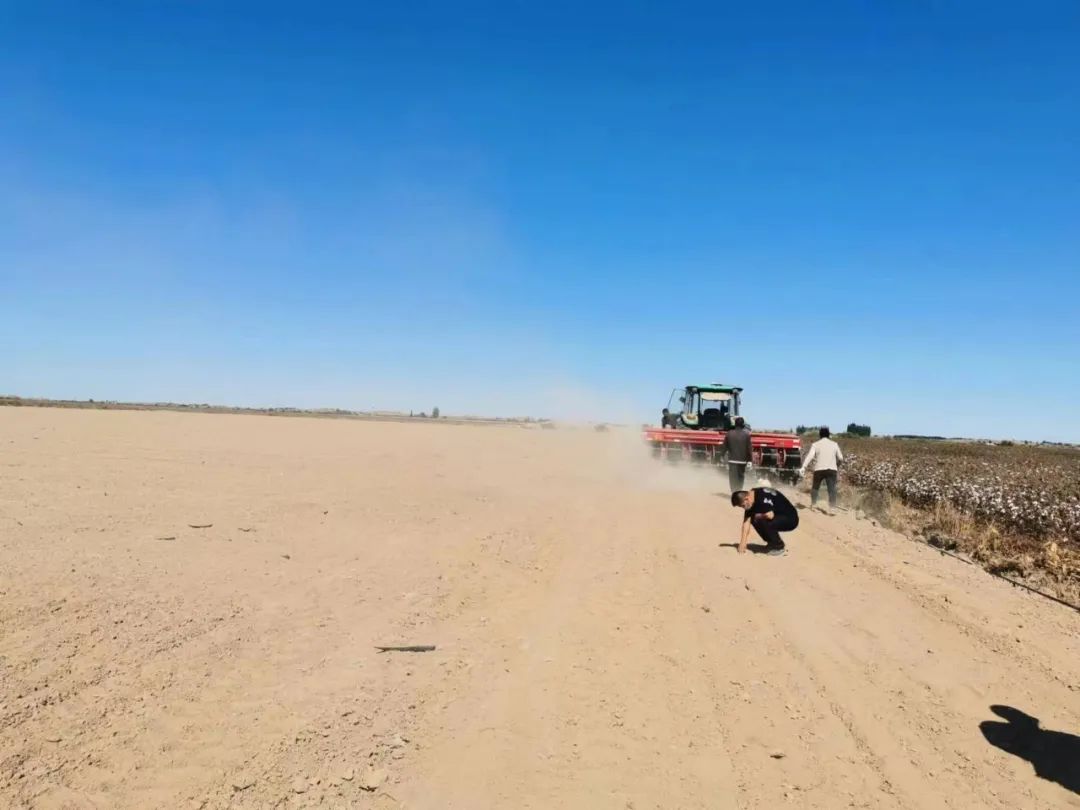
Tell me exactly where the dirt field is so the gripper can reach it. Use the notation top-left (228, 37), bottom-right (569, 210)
top-left (2, 408), bottom-right (1078, 810)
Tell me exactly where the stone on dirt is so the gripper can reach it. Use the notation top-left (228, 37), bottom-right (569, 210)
top-left (359, 767), bottom-right (388, 791)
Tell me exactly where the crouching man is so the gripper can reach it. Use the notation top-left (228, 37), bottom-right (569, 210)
top-left (731, 487), bottom-right (799, 556)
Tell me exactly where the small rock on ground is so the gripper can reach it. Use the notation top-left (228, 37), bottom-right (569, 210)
top-left (359, 768), bottom-right (388, 791)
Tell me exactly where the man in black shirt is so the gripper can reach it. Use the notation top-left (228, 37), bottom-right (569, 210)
top-left (731, 487), bottom-right (799, 556)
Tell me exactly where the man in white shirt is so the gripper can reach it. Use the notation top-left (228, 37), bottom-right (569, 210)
top-left (800, 427), bottom-right (844, 514)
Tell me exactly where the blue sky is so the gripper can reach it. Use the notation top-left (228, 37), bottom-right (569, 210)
top-left (2, 2), bottom-right (1078, 440)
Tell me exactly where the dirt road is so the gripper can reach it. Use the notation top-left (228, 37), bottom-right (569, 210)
top-left (2, 409), bottom-right (1077, 809)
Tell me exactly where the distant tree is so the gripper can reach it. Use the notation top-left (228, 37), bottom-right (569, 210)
top-left (432, 406), bottom-right (440, 419)
top-left (419, 412), bottom-right (428, 418)
top-left (847, 423), bottom-right (872, 437)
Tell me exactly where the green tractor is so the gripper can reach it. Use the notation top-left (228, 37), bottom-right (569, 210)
top-left (649, 383), bottom-right (803, 481)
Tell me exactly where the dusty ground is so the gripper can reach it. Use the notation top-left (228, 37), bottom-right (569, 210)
top-left (1, 408), bottom-right (1077, 810)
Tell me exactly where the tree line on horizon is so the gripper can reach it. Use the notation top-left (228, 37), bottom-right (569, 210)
top-left (795, 423), bottom-right (872, 437)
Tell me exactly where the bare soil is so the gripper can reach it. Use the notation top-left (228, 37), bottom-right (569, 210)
top-left (2, 409), bottom-right (1078, 809)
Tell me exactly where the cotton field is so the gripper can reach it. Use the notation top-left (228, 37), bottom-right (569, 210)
top-left (839, 439), bottom-right (1080, 543)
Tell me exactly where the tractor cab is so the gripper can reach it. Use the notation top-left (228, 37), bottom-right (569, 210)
top-left (668, 384), bottom-right (742, 431)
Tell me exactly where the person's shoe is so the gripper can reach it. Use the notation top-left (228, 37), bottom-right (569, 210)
top-left (766, 548), bottom-right (787, 557)
top-left (828, 507), bottom-right (837, 516)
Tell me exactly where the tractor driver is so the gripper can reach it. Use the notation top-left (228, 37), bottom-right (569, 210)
top-left (719, 401), bottom-right (732, 430)
top-left (661, 408), bottom-right (680, 428)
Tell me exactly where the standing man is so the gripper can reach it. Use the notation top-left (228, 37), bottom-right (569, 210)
top-left (800, 427), bottom-right (844, 514)
top-left (723, 416), bottom-right (753, 493)
top-left (731, 487), bottom-right (799, 555)
top-left (661, 408), bottom-right (680, 428)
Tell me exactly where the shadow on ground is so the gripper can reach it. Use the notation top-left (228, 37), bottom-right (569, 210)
top-left (980, 705), bottom-right (1079, 795)
top-left (717, 543), bottom-right (776, 555)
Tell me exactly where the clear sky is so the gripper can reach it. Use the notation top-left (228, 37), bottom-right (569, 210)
top-left (3, 2), bottom-right (1078, 440)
